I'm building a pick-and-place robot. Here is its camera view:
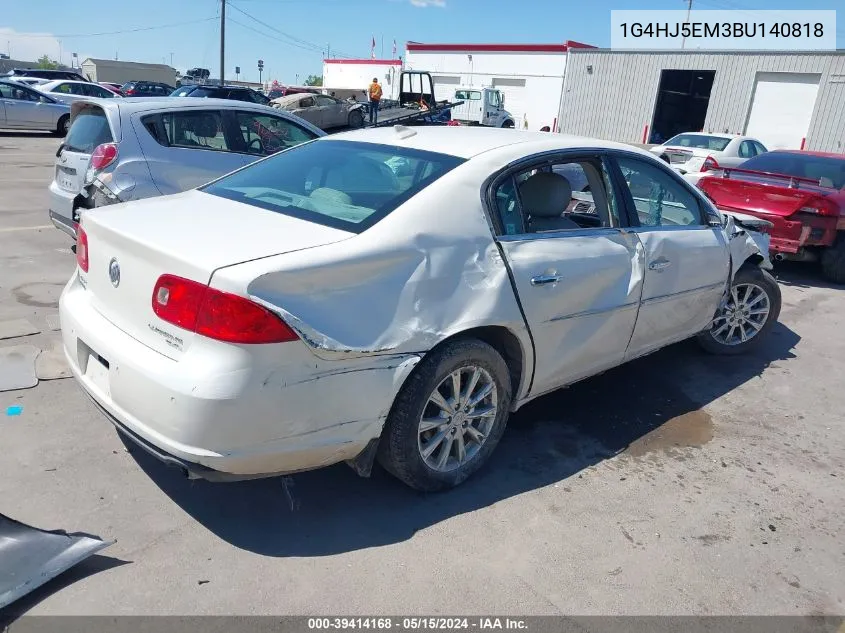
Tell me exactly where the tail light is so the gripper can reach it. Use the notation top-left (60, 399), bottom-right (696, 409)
top-left (797, 197), bottom-right (838, 217)
top-left (152, 275), bottom-right (299, 345)
top-left (123, 89), bottom-right (135, 96)
top-left (90, 143), bottom-right (118, 171)
top-left (700, 156), bottom-right (720, 172)
top-left (76, 226), bottom-right (89, 272)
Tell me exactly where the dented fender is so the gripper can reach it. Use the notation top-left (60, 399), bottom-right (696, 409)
top-left (723, 211), bottom-right (774, 278)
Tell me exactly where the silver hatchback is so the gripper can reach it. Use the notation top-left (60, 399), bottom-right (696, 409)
top-left (48, 97), bottom-right (324, 238)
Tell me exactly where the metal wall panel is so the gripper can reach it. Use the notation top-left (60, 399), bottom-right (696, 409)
top-left (559, 51), bottom-right (845, 152)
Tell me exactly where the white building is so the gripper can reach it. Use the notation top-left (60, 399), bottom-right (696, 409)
top-left (404, 41), bottom-right (593, 132)
top-left (80, 58), bottom-right (177, 86)
top-left (322, 59), bottom-right (403, 101)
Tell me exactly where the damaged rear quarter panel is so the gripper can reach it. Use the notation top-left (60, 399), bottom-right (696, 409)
top-left (210, 158), bottom-right (534, 397)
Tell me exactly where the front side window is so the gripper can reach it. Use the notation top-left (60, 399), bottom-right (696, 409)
top-left (616, 156), bottom-right (703, 227)
top-left (201, 140), bottom-right (464, 233)
top-left (235, 112), bottom-right (316, 156)
top-left (160, 110), bottom-right (229, 151)
top-left (492, 156), bottom-right (621, 235)
top-left (299, 96), bottom-right (316, 108)
top-left (486, 91), bottom-right (500, 107)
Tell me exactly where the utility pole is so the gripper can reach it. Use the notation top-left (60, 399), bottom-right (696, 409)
top-left (219, 0), bottom-right (226, 84)
top-left (681, 0), bottom-right (692, 49)
top-left (170, 52), bottom-right (174, 67)
top-left (327, 43), bottom-right (331, 60)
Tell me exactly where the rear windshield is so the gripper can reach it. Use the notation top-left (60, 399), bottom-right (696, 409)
top-left (202, 140), bottom-right (464, 233)
top-left (455, 90), bottom-right (481, 100)
top-left (64, 106), bottom-right (113, 154)
top-left (182, 87), bottom-right (217, 98)
top-left (741, 153), bottom-right (845, 189)
top-left (664, 134), bottom-right (731, 151)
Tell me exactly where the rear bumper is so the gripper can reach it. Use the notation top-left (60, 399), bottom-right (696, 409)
top-left (59, 274), bottom-right (418, 481)
top-left (48, 181), bottom-right (81, 239)
top-left (717, 208), bottom-right (838, 255)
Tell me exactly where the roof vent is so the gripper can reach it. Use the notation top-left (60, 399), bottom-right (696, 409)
top-left (393, 125), bottom-right (417, 139)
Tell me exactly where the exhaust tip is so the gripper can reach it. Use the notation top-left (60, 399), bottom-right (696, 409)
top-left (774, 253), bottom-right (785, 261)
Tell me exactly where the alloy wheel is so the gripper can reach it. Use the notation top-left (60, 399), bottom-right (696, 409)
top-left (709, 282), bottom-right (770, 346)
top-left (417, 366), bottom-right (498, 473)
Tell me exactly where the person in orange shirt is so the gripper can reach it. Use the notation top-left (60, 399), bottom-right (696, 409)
top-left (368, 77), bottom-right (383, 125)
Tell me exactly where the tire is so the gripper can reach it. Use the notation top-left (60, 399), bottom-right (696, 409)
top-left (696, 266), bottom-right (781, 355)
top-left (502, 120), bottom-right (514, 129)
top-left (820, 233), bottom-right (845, 284)
top-left (348, 109), bottom-right (364, 129)
top-left (377, 338), bottom-right (513, 492)
top-left (55, 115), bottom-right (70, 137)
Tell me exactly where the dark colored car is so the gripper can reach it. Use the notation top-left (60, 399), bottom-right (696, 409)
top-left (171, 84), bottom-right (270, 105)
top-left (698, 150), bottom-right (845, 283)
top-left (5, 68), bottom-right (89, 82)
top-left (120, 81), bottom-right (176, 97)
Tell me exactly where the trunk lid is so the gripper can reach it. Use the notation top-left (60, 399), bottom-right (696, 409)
top-left (79, 190), bottom-right (353, 359)
top-left (661, 146), bottom-right (712, 168)
top-left (55, 103), bottom-right (118, 197)
top-left (697, 170), bottom-right (838, 219)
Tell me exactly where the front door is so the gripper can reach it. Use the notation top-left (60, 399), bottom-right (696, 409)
top-left (0, 82), bottom-right (41, 127)
top-left (612, 153), bottom-right (730, 359)
top-left (492, 152), bottom-right (645, 396)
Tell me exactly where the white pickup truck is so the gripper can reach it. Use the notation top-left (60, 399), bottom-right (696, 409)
top-left (450, 87), bottom-right (515, 128)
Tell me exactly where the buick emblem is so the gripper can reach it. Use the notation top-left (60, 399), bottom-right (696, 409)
top-left (108, 258), bottom-right (121, 288)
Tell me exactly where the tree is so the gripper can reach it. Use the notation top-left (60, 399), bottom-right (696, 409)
top-left (36, 55), bottom-right (60, 70)
top-left (304, 74), bottom-right (323, 86)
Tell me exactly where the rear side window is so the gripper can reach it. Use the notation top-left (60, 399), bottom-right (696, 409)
top-left (664, 134), bottom-right (731, 152)
top-left (65, 106), bottom-right (113, 153)
top-left (157, 110), bottom-right (229, 151)
top-left (201, 140), bottom-right (464, 233)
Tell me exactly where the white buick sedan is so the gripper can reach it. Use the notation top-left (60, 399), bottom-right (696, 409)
top-left (60, 127), bottom-right (780, 491)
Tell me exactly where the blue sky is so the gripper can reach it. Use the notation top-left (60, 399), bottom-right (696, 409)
top-left (2, 0), bottom-right (842, 84)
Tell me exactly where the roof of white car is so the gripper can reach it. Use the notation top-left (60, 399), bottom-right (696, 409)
top-left (671, 132), bottom-right (737, 139)
top-left (39, 79), bottom-right (92, 88)
top-left (325, 126), bottom-right (653, 160)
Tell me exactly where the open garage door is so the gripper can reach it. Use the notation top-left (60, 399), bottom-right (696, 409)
top-left (745, 72), bottom-right (821, 150)
top-left (432, 75), bottom-right (460, 102)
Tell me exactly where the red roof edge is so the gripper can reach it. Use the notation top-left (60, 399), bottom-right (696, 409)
top-left (405, 41), bottom-right (591, 53)
top-left (323, 58), bottom-right (403, 65)
top-left (564, 40), bottom-right (596, 49)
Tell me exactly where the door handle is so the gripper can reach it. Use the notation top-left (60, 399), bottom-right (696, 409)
top-left (649, 259), bottom-right (671, 271)
top-left (530, 273), bottom-right (562, 286)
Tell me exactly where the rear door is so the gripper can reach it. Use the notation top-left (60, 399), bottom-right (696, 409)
top-left (612, 153), bottom-right (729, 359)
top-left (491, 151), bottom-right (644, 396)
top-left (136, 108), bottom-right (249, 194)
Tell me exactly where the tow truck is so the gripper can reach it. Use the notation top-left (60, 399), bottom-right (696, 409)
top-left (366, 70), bottom-right (463, 128)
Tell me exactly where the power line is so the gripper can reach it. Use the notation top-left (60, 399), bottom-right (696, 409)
top-left (26, 17), bottom-right (218, 39)
top-left (227, 2), bottom-right (356, 57)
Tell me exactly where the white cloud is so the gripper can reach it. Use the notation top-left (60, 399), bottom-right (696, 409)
top-left (0, 27), bottom-right (63, 64)
top-left (409, 0), bottom-right (446, 6)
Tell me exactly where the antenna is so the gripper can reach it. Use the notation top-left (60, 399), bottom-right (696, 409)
top-left (681, 0), bottom-right (693, 49)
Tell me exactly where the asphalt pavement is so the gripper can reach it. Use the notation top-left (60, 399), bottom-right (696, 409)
top-left (0, 131), bottom-right (843, 616)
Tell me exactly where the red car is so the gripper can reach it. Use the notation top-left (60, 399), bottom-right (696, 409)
top-left (98, 82), bottom-right (123, 94)
top-left (697, 150), bottom-right (845, 283)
